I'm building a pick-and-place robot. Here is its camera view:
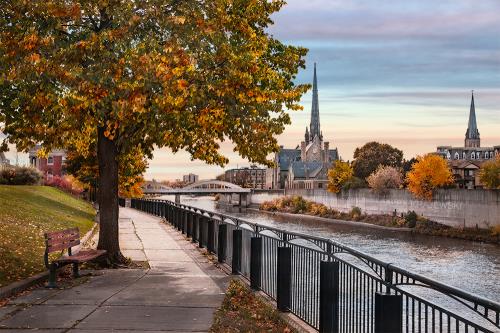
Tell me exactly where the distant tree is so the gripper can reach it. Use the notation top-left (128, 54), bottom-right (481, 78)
top-left (352, 142), bottom-right (404, 179)
top-left (0, 1), bottom-right (308, 263)
top-left (341, 177), bottom-right (366, 191)
top-left (479, 156), bottom-right (500, 189)
top-left (215, 173), bottom-right (226, 181)
top-left (406, 154), bottom-right (454, 200)
top-left (327, 161), bottom-right (354, 193)
top-left (402, 157), bottom-right (417, 174)
top-left (367, 165), bottom-right (403, 194)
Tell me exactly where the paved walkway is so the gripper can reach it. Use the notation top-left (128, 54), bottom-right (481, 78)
top-left (0, 208), bottom-right (229, 332)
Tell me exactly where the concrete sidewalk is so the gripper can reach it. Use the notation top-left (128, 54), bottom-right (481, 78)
top-left (0, 208), bottom-right (229, 332)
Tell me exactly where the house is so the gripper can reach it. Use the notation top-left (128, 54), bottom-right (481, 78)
top-left (28, 146), bottom-right (66, 181)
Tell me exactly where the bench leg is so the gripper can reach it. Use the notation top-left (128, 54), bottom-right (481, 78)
top-left (73, 263), bottom-right (80, 278)
top-left (46, 264), bottom-right (57, 289)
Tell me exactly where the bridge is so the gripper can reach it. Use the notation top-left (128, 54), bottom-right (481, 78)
top-left (143, 180), bottom-right (251, 205)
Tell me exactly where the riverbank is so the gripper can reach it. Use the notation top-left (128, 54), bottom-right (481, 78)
top-left (255, 206), bottom-right (500, 244)
top-left (0, 186), bottom-right (95, 287)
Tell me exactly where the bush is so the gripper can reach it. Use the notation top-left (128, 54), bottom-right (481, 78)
top-left (405, 211), bottom-right (418, 228)
top-left (341, 177), bottom-right (367, 191)
top-left (0, 166), bottom-right (42, 185)
top-left (367, 165), bottom-right (403, 194)
top-left (350, 206), bottom-right (362, 219)
top-left (45, 175), bottom-right (83, 195)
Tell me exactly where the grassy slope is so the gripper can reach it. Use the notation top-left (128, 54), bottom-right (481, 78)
top-left (0, 186), bottom-right (95, 287)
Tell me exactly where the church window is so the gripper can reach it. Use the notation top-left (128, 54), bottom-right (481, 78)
top-left (463, 152), bottom-right (466, 159)
top-left (471, 152), bottom-right (475, 160)
top-left (454, 152), bottom-right (459, 160)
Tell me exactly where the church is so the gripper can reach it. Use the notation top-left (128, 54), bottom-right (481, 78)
top-left (266, 64), bottom-right (339, 189)
top-left (436, 92), bottom-right (500, 189)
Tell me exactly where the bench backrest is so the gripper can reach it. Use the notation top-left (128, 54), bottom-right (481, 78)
top-left (44, 228), bottom-right (80, 253)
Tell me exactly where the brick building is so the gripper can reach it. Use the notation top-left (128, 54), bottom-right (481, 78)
top-left (28, 146), bottom-right (66, 181)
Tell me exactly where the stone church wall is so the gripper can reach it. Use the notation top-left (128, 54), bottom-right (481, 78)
top-left (250, 188), bottom-right (500, 229)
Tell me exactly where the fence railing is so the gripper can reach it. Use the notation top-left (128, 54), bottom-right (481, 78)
top-left (129, 198), bottom-right (500, 333)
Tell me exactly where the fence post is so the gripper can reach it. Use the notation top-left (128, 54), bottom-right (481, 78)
top-left (217, 224), bottom-right (227, 263)
top-left (277, 246), bottom-right (291, 312)
top-left (319, 261), bottom-right (340, 333)
top-left (250, 237), bottom-right (262, 290)
top-left (177, 209), bottom-right (182, 231)
top-left (207, 218), bottom-right (215, 253)
top-left (198, 216), bottom-right (204, 248)
top-left (232, 229), bottom-right (242, 274)
top-left (182, 211), bottom-right (187, 234)
top-left (375, 292), bottom-right (403, 333)
top-left (187, 212), bottom-right (192, 238)
top-left (192, 215), bottom-right (198, 243)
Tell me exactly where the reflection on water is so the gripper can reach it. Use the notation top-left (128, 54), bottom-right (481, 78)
top-left (160, 195), bottom-right (500, 301)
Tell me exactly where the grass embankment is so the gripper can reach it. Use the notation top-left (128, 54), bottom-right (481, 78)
top-left (0, 186), bottom-right (95, 287)
top-left (210, 279), bottom-right (296, 333)
top-left (260, 196), bottom-right (500, 244)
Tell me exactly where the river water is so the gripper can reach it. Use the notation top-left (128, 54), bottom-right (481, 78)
top-left (160, 195), bottom-right (500, 303)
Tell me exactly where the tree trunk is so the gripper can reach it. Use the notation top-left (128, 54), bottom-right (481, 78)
top-left (96, 126), bottom-right (125, 264)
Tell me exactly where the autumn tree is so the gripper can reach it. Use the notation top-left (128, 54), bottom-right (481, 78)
top-left (327, 161), bottom-right (353, 193)
top-left (406, 154), bottom-right (454, 200)
top-left (479, 156), bottom-right (500, 189)
top-left (0, 1), bottom-right (308, 263)
top-left (367, 165), bottom-right (403, 194)
top-left (352, 142), bottom-right (404, 180)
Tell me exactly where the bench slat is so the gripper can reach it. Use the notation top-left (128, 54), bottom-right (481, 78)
top-left (47, 240), bottom-right (80, 253)
top-left (45, 227), bottom-right (79, 239)
top-left (55, 249), bottom-right (107, 263)
top-left (46, 234), bottom-right (80, 246)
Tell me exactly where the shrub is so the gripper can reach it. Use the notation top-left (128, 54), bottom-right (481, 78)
top-left (45, 175), bottom-right (83, 195)
top-left (341, 177), bottom-right (367, 191)
top-left (479, 156), bottom-right (500, 189)
top-left (405, 211), bottom-right (418, 228)
top-left (350, 206), bottom-right (362, 219)
top-left (367, 165), bottom-right (403, 194)
top-left (0, 166), bottom-right (42, 185)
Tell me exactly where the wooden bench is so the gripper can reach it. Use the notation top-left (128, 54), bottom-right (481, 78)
top-left (44, 227), bottom-right (106, 288)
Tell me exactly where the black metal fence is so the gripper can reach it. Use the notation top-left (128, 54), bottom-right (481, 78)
top-left (129, 198), bottom-right (500, 333)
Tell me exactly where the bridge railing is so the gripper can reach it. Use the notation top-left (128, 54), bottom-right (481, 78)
top-left (129, 198), bottom-right (500, 333)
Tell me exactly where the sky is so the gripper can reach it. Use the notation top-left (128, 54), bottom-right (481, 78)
top-left (4, 0), bottom-right (500, 180)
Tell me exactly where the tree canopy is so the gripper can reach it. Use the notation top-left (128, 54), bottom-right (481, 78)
top-left (406, 154), bottom-right (454, 200)
top-left (352, 142), bottom-right (404, 180)
top-left (479, 156), bottom-right (500, 189)
top-left (0, 0), bottom-right (309, 262)
top-left (327, 160), bottom-right (353, 194)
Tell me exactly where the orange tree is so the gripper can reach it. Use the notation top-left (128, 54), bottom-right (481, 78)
top-left (406, 154), bottom-right (454, 200)
top-left (327, 160), bottom-right (353, 193)
top-left (479, 156), bottom-right (500, 189)
top-left (0, 1), bottom-right (308, 263)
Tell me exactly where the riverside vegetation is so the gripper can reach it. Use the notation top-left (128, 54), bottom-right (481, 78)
top-left (260, 196), bottom-right (500, 244)
top-left (0, 186), bottom-right (95, 287)
top-left (210, 279), bottom-right (296, 333)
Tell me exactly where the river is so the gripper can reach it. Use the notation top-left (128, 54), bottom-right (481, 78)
top-left (160, 195), bottom-right (500, 303)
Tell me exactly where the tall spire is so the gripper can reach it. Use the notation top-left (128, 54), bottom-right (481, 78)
top-left (309, 63), bottom-right (321, 141)
top-left (465, 91), bottom-right (480, 148)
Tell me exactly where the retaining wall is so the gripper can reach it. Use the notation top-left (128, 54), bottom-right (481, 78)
top-left (250, 188), bottom-right (500, 229)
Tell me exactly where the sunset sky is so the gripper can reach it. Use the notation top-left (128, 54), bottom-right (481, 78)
top-left (4, 0), bottom-right (500, 181)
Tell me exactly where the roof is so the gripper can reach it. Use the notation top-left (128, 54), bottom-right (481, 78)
top-left (290, 161), bottom-right (328, 179)
top-left (277, 149), bottom-right (302, 171)
top-left (465, 92), bottom-right (480, 140)
top-left (448, 160), bottom-right (483, 169)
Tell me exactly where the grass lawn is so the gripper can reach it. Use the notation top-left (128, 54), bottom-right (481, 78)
top-left (0, 185), bottom-right (95, 288)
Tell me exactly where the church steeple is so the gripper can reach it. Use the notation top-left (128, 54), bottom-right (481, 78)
top-left (309, 63), bottom-right (321, 141)
top-left (305, 127), bottom-right (310, 145)
top-left (465, 91), bottom-right (480, 148)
